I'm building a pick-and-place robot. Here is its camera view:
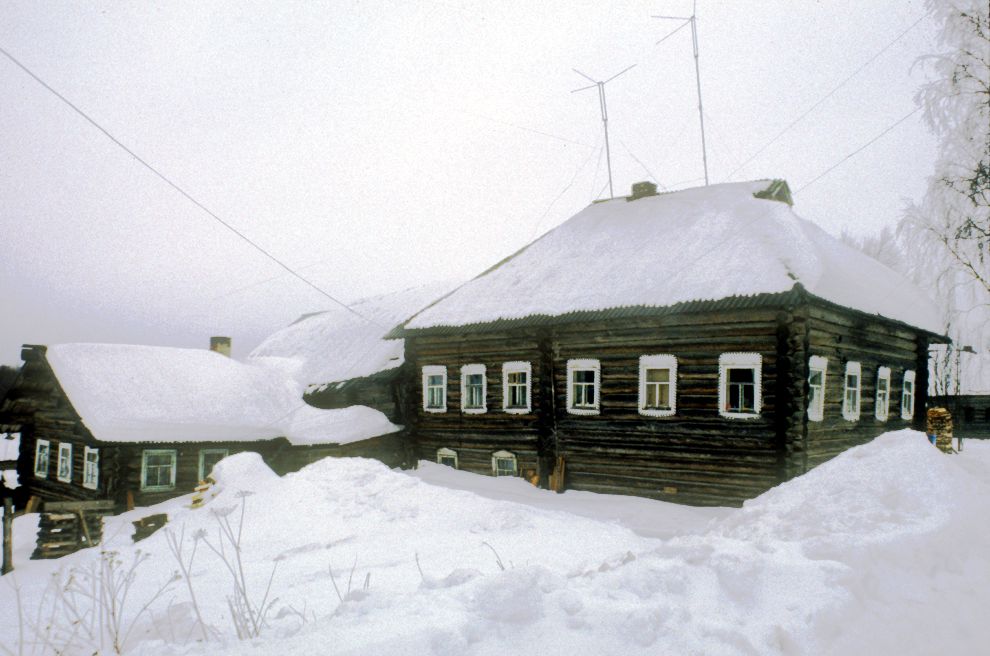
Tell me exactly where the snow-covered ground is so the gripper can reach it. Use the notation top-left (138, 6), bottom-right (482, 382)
top-left (2, 430), bottom-right (988, 655)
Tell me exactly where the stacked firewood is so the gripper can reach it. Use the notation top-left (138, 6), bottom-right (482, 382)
top-left (927, 407), bottom-right (954, 453)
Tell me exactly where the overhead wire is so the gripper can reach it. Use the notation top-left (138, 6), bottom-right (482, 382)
top-left (724, 14), bottom-right (927, 181)
top-left (0, 43), bottom-right (388, 331)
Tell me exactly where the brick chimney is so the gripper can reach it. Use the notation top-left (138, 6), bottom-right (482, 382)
top-left (210, 336), bottom-right (231, 357)
top-left (627, 181), bottom-right (658, 202)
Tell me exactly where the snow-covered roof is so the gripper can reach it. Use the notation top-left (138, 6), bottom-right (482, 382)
top-left (403, 180), bottom-right (942, 334)
top-left (45, 343), bottom-right (400, 445)
top-left (250, 281), bottom-right (455, 388)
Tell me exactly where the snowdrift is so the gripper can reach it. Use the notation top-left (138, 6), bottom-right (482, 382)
top-left (2, 430), bottom-right (988, 656)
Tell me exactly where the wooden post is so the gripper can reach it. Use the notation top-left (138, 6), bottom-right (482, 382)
top-left (3, 497), bottom-right (13, 575)
top-left (927, 407), bottom-right (954, 453)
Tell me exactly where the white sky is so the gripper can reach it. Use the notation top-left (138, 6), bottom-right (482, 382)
top-left (0, 0), bottom-right (938, 366)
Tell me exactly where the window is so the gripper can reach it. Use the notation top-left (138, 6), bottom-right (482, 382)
top-left (875, 366), bottom-right (891, 421)
top-left (807, 355), bottom-right (828, 422)
top-left (56, 442), bottom-right (73, 483)
top-left (638, 354), bottom-right (677, 417)
top-left (198, 448), bottom-right (228, 482)
top-left (141, 449), bottom-right (177, 492)
top-left (842, 361), bottom-right (861, 421)
top-left (491, 450), bottom-right (517, 477)
top-left (718, 353), bottom-right (762, 418)
top-left (34, 439), bottom-right (50, 478)
top-left (422, 365), bottom-right (447, 413)
top-left (502, 361), bottom-right (532, 414)
top-left (566, 359), bottom-right (601, 415)
top-left (460, 364), bottom-right (487, 413)
top-left (901, 370), bottom-right (915, 420)
top-left (437, 447), bottom-right (458, 468)
top-left (82, 446), bottom-right (99, 490)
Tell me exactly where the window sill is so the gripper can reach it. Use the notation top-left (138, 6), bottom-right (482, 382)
top-left (567, 406), bottom-right (600, 416)
top-left (639, 407), bottom-right (675, 417)
top-left (719, 410), bottom-right (760, 420)
top-left (423, 407), bottom-right (447, 414)
top-left (504, 407), bottom-right (531, 415)
top-left (462, 408), bottom-right (487, 415)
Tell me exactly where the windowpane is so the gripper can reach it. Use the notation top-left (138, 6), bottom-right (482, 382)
top-left (646, 368), bottom-right (669, 383)
top-left (726, 367), bottom-right (756, 412)
top-left (440, 456), bottom-right (457, 468)
top-left (464, 373), bottom-right (484, 409)
top-left (495, 457), bottom-right (516, 476)
top-left (643, 368), bottom-right (671, 410)
top-left (729, 368), bottom-right (754, 384)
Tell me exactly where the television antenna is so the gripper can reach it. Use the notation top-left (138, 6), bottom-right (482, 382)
top-left (654, 1), bottom-right (709, 185)
top-left (571, 63), bottom-right (636, 200)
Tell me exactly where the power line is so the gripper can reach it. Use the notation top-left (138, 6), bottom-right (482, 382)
top-left (0, 44), bottom-right (387, 331)
top-left (725, 14), bottom-right (926, 181)
top-left (797, 106), bottom-right (921, 192)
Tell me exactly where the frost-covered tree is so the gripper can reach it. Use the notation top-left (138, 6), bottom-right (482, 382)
top-left (905, 0), bottom-right (990, 291)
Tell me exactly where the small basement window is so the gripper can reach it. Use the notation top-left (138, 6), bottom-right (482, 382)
top-left (141, 449), bottom-right (177, 492)
top-left (807, 355), bottom-right (828, 422)
top-left (56, 442), bottom-right (73, 483)
top-left (901, 370), bottom-right (916, 420)
top-left (638, 354), bottom-right (677, 417)
top-left (82, 446), bottom-right (99, 490)
top-left (422, 365), bottom-right (447, 413)
top-left (842, 362), bottom-right (861, 421)
top-left (198, 448), bottom-right (228, 482)
top-left (718, 353), bottom-right (762, 418)
top-left (437, 447), bottom-right (458, 468)
top-left (491, 450), bottom-right (517, 477)
top-left (502, 361), bottom-right (532, 414)
top-left (460, 364), bottom-right (487, 414)
top-left (34, 439), bottom-right (50, 479)
top-left (567, 359), bottom-right (601, 415)
top-left (875, 366), bottom-right (891, 421)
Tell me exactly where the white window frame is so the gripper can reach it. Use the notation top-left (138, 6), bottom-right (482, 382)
top-left (842, 361), bottom-right (862, 421)
top-left (566, 358), bottom-right (601, 415)
top-left (718, 353), bottom-right (762, 419)
top-left (502, 361), bottom-right (532, 414)
top-left (140, 449), bottom-right (177, 492)
top-left (638, 354), bottom-right (677, 417)
top-left (34, 439), bottom-right (50, 479)
top-left (56, 442), bottom-right (73, 483)
top-left (875, 366), bottom-right (891, 421)
top-left (436, 447), bottom-right (459, 468)
top-left (460, 364), bottom-right (487, 414)
top-left (807, 355), bottom-right (828, 422)
top-left (901, 370), bottom-right (916, 420)
top-left (491, 449), bottom-right (517, 477)
top-left (82, 446), bottom-right (99, 490)
top-left (422, 365), bottom-right (447, 413)
top-left (198, 448), bottom-right (228, 482)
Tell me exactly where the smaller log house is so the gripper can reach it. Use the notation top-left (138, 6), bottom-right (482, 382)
top-left (0, 342), bottom-right (404, 511)
top-left (391, 180), bottom-right (946, 506)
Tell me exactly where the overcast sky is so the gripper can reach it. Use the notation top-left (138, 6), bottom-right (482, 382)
top-left (0, 0), bottom-right (938, 366)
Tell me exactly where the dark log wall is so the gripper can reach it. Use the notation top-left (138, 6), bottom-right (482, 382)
top-left (305, 368), bottom-right (403, 423)
top-left (550, 311), bottom-right (782, 506)
top-left (804, 301), bottom-right (924, 468)
top-left (928, 395), bottom-right (990, 438)
top-left (409, 309), bottom-right (792, 506)
top-left (408, 328), bottom-right (546, 480)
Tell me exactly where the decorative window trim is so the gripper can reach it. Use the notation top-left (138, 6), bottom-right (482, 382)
top-left (82, 446), bottom-right (99, 490)
top-left (56, 442), bottom-right (73, 483)
top-left (502, 361), bottom-right (532, 414)
top-left (875, 366), bottom-right (891, 421)
top-left (422, 365), bottom-right (447, 413)
top-left (140, 449), bottom-right (177, 492)
top-left (901, 370), bottom-right (916, 420)
top-left (34, 439), bottom-right (50, 478)
top-left (491, 449), bottom-right (517, 477)
top-left (807, 355), bottom-right (828, 422)
top-left (460, 364), bottom-right (487, 414)
top-left (718, 353), bottom-right (762, 419)
top-left (842, 361), bottom-right (862, 421)
top-left (638, 354), bottom-right (677, 417)
top-left (198, 448), bottom-right (229, 482)
top-left (566, 358), bottom-right (601, 415)
top-left (437, 447), bottom-right (458, 468)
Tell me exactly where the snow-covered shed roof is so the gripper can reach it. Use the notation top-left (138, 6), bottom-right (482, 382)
top-left (250, 281), bottom-right (455, 388)
top-left (44, 343), bottom-right (399, 445)
top-left (399, 180), bottom-right (942, 335)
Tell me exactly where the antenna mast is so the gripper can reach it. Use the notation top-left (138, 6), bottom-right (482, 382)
top-left (571, 64), bottom-right (636, 199)
top-left (654, 1), bottom-right (709, 185)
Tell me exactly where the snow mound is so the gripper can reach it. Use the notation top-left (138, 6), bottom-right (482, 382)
top-left (209, 451), bottom-right (279, 488)
top-left (405, 181), bottom-right (941, 334)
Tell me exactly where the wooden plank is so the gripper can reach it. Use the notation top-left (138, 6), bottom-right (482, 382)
top-left (43, 499), bottom-right (116, 512)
